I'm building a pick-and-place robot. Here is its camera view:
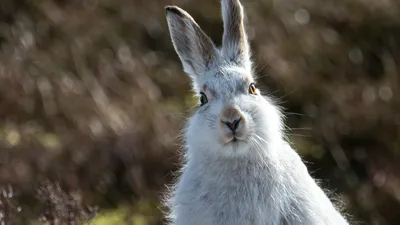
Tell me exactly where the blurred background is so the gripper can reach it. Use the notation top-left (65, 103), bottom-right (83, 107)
top-left (0, 0), bottom-right (399, 224)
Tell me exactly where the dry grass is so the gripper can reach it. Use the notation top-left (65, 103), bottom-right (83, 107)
top-left (0, 0), bottom-right (399, 224)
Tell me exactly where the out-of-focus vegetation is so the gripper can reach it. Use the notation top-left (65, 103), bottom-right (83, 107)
top-left (0, 0), bottom-right (399, 224)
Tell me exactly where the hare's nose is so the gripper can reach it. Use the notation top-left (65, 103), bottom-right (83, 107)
top-left (223, 118), bottom-right (241, 132)
top-left (220, 105), bottom-right (243, 132)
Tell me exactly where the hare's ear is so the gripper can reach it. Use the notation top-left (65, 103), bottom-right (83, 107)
top-left (221, 0), bottom-right (251, 70)
top-left (165, 6), bottom-right (219, 79)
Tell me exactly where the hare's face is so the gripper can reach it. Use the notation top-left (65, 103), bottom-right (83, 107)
top-left (185, 66), bottom-right (282, 157)
top-left (165, 0), bottom-right (283, 157)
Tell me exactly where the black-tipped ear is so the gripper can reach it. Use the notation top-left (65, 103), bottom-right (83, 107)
top-left (165, 6), bottom-right (219, 79)
top-left (221, 0), bottom-right (251, 69)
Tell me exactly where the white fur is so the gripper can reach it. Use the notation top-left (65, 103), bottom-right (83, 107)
top-left (164, 1), bottom-right (349, 224)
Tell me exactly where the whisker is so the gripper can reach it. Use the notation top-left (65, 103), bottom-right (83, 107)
top-left (277, 88), bottom-right (299, 100)
top-left (283, 112), bottom-right (306, 117)
top-left (250, 137), bottom-right (265, 167)
top-left (288, 127), bottom-right (312, 131)
top-left (254, 134), bottom-right (269, 145)
top-left (253, 138), bottom-right (268, 166)
top-left (286, 133), bottom-right (312, 138)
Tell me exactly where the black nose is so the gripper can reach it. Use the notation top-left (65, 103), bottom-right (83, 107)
top-left (224, 118), bottom-right (241, 132)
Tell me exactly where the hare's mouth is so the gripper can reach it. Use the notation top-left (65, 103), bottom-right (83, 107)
top-left (219, 117), bottom-right (248, 145)
top-left (222, 132), bottom-right (247, 144)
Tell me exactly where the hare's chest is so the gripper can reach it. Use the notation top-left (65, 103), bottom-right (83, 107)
top-left (173, 171), bottom-right (282, 225)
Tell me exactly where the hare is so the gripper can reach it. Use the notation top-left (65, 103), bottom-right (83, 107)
top-left (164, 0), bottom-right (349, 224)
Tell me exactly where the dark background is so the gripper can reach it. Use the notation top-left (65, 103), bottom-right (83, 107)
top-left (0, 0), bottom-right (399, 224)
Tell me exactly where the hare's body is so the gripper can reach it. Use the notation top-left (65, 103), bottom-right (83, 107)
top-left (169, 142), bottom-right (348, 225)
top-left (164, 0), bottom-right (349, 224)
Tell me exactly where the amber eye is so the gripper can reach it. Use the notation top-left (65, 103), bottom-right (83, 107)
top-left (249, 83), bottom-right (257, 95)
top-left (200, 92), bottom-right (208, 106)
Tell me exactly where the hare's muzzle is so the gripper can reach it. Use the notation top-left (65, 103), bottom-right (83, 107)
top-left (219, 105), bottom-right (246, 143)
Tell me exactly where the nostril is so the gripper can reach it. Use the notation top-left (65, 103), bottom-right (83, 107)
top-left (224, 118), bottom-right (241, 132)
top-left (232, 118), bottom-right (241, 130)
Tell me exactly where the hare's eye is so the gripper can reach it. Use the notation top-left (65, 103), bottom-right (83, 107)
top-left (249, 83), bottom-right (257, 95)
top-left (200, 92), bottom-right (208, 106)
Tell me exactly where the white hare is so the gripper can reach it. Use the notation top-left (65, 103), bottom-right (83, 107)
top-left (164, 0), bottom-right (349, 224)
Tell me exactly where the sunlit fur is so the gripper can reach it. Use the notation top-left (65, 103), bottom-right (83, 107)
top-left (164, 0), bottom-right (349, 224)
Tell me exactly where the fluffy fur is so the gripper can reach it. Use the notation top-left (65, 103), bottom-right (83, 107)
top-left (164, 0), bottom-right (349, 224)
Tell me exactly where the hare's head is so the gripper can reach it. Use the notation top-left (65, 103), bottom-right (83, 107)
top-left (165, 0), bottom-right (283, 157)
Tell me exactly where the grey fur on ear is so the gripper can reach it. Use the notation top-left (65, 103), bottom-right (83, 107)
top-left (165, 6), bottom-right (219, 79)
top-left (221, 0), bottom-right (251, 70)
